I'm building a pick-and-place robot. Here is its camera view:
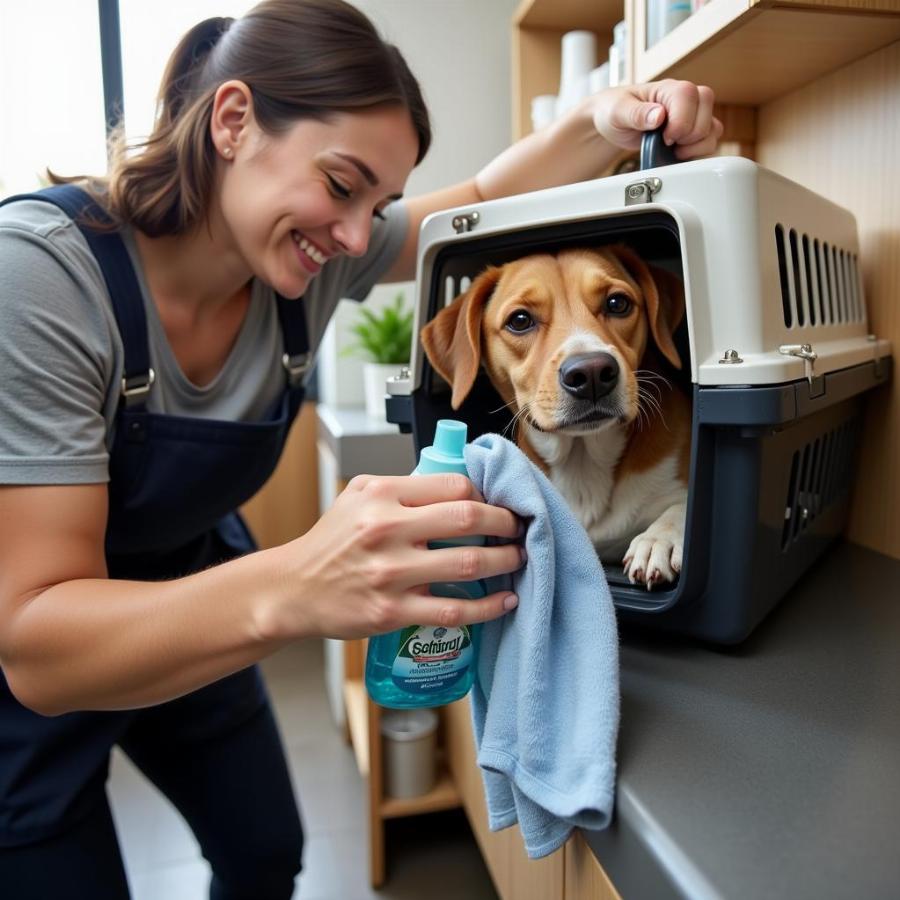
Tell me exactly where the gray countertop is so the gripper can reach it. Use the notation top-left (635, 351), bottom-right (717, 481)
top-left (586, 541), bottom-right (900, 899)
top-left (316, 404), bottom-right (415, 479)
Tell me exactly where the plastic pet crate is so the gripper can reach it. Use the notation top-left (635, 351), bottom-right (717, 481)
top-left (387, 139), bottom-right (892, 643)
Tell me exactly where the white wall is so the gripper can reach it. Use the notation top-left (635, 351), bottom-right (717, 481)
top-left (318, 0), bottom-right (521, 407)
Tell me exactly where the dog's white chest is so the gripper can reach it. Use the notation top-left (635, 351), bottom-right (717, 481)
top-left (528, 424), bottom-right (685, 559)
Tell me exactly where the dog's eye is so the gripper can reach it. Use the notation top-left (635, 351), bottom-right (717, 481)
top-left (605, 294), bottom-right (632, 317)
top-left (505, 310), bottom-right (536, 333)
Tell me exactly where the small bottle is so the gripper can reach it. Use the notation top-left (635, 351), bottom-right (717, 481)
top-left (608, 20), bottom-right (628, 87)
top-left (647, 0), bottom-right (692, 48)
top-left (365, 420), bottom-right (486, 709)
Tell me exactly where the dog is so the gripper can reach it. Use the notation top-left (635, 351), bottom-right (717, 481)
top-left (421, 246), bottom-right (691, 589)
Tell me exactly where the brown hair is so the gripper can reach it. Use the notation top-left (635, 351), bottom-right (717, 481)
top-left (52, 0), bottom-right (430, 236)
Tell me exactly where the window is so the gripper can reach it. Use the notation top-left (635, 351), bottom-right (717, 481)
top-left (119, 0), bottom-right (254, 142)
top-left (0, 0), bottom-right (255, 197)
top-left (0, 0), bottom-right (106, 195)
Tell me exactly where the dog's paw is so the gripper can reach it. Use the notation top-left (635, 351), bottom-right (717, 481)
top-left (622, 527), bottom-right (683, 590)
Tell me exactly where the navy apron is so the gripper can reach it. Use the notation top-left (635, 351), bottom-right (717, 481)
top-left (0, 185), bottom-right (309, 847)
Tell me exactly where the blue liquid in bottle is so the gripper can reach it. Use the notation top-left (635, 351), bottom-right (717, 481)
top-left (365, 420), bottom-right (486, 709)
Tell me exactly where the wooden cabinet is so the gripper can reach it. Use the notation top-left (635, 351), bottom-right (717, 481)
top-left (564, 832), bottom-right (622, 900)
top-left (241, 401), bottom-right (320, 548)
top-left (444, 697), bottom-right (566, 900)
top-left (443, 695), bottom-right (622, 899)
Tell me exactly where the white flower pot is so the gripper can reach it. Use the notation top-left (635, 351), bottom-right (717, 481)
top-left (363, 362), bottom-right (403, 420)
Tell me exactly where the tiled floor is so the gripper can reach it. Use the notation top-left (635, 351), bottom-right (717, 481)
top-left (108, 640), bottom-right (498, 899)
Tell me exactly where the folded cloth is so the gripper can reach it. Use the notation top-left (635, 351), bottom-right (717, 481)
top-left (463, 433), bottom-right (620, 859)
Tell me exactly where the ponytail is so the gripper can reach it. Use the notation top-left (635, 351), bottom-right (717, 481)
top-left (50, 0), bottom-right (431, 236)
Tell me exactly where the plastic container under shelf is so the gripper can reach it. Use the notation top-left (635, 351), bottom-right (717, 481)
top-left (380, 708), bottom-right (438, 799)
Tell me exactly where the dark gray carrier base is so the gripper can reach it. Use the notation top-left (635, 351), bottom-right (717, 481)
top-left (628, 358), bottom-right (890, 642)
top-left (389, 359), bottom-right (890, 644)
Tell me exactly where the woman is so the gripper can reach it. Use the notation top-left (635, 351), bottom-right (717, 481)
top-left (0, 0), bottom-right (720, 896)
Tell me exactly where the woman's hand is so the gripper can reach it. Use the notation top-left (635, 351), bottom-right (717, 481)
top-left (266, 473), bottom-right (523, 641)
top-left (586, 79), bottom-right (723, 160)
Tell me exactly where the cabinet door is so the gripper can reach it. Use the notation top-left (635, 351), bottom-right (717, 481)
top-left (564, 832), bottom-right (621, 900)
top-left (241, 401), bottom-right (320, 547)
top-left (444, 698), bottom-right (564, 900)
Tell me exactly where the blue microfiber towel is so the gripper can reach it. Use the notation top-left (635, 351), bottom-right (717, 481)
top-left (463, 433), bottom-right (620, 859)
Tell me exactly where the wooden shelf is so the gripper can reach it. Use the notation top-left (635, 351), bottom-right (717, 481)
top-left (380, 762), bottom-right (461, 819)
top-left (514, 0), bottom-right (623, 35)
top-left (633, 0), bottom-right (900, 105)
top-left (512, 0), bottom-right (900, 140)
top-left (343, 678), bottom-right (369, 775)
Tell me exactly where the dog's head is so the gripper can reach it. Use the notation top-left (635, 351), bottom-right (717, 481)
top-left (420, 246), bottom-right (684, 435)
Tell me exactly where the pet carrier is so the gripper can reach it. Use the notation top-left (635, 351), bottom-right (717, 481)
top-left (386, 132), bottom-right (892, 643)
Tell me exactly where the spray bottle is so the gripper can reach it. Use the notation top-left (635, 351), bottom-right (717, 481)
top-left (365, 420), bottom-right (486, 708)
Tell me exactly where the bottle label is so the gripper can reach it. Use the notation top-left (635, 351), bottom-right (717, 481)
top-left (390, 624), bottom-right (472, 694)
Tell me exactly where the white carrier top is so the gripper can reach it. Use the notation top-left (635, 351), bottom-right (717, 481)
top-left (411, 157), bottom-right (891, 388)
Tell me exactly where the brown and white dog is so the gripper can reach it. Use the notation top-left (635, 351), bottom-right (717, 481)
top-left (421, 246), bottom-right (691, 589)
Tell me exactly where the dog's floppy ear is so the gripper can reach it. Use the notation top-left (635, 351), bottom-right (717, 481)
top-left (420, 266), bottom-right (502, 409)
top-left (610, 245), bottom-right (685, 369)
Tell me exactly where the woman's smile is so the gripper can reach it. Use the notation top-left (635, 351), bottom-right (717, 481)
top-left (292, 230), bottom-right (330, 274)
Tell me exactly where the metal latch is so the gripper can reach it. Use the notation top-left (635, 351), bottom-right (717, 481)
top-left (869, 334), bottom-right (887, 380)
top-left (451, 211), bottom-right (480, 234)
top-left (779, 343), bottom-right (817, 384)
top-left (386, 366), bottom-right (412, 396)
top-left (624, 177), bottom-right (662, 206)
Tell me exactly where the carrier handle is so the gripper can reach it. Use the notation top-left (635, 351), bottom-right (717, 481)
top-left (639, 126), bottom-right (678, 171)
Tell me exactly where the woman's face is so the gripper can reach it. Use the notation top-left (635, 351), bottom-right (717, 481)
top-left (216, 103), bottom-right (419, 298)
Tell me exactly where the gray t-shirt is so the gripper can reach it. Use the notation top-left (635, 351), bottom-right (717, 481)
top-left (0, 197), bottom-right (407, 485)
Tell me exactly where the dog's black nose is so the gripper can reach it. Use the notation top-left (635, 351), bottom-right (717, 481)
top-left (559, 352), bottom-right (620, 401)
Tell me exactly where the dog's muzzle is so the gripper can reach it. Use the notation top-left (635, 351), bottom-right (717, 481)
top-left (559, 352), bottom-right (619, 402)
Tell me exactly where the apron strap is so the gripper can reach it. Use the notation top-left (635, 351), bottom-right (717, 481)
top-left (276, 296), bottom-right (312, 390)
top-left (2, 185), bottom-right (154, 407)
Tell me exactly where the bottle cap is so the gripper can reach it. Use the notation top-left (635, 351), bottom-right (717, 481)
top-left (433, 419), bottom-right (466, 457)
top-left (416, 419), bottom-right (469, 475)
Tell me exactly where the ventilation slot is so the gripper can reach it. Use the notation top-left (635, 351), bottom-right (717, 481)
top-left (775, 226), bottom-right (863, 328)
top-left (443, 275), bottom-right (476, 308)
top-left (802, 234), bottom-right (816, 325)
top-left (789, 229), bottom-right (805, 326)
top-left (775, 225), bottom-right (792, 327)
top-left (444, 275), bottom-right (456, 307)
top-left (782, 417), bottom-right (861, 550)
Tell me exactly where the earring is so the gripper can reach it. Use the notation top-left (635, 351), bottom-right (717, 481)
top-left (223, 147), bottom-right (233, 158)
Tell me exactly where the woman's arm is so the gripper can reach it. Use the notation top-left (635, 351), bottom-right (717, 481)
top-left (381, 80), bottom-right (722, 283)
top-left (0, 475), bottom-right (521, 715)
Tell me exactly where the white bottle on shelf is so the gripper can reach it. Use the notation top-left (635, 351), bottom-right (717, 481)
top-left (557, 30), bottom-right (596, 116)
top-left (647, 0), bottom-right (693, 49)
top-left (588, 62), bottom-right (610, 95)
top-left (531, 94), bottom-right (557, 131)
top-left (608, 20), bottom-right (628, 87)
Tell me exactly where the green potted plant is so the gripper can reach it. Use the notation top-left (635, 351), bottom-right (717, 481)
top-left (344, 292), bottom-right (413, 419)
